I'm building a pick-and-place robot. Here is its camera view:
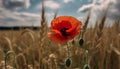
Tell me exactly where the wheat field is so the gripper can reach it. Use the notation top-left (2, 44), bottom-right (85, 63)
top-left (0, 1), bottom-right (120, 69)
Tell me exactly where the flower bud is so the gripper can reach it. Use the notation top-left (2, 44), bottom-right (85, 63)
top-left (83, 64), bottom-right (90, 69)
top-left (79, 38), bottom-right (84, 46)
top-left (65, 58), bottom-right (71, 67)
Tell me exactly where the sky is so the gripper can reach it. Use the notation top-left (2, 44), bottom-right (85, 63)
top-left (0, 0), bottom-right (120, 27)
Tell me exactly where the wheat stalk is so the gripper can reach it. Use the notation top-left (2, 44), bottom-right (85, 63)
top-left (53, 10), bottom-right (58, 19)
top-left (39, 0), bottom-right (48, 48)
top-left (91, 12), bottom-right (107, 53)
top-left (3, 37), bottom-right (13, 51)
top-left (16, 53), bottom-right (27, 69)
top-left (80, 11), bottom-right (91, 39)
top-left (89, 11), bottom-right (108, 69)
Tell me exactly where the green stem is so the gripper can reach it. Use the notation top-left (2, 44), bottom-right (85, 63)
top-left (66, 43), bottom-right (70, 58)
top-left (85, 50), bottom-right (89, 64)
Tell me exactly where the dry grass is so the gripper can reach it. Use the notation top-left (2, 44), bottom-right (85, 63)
top-left (0, 18), bottom-right (120, 69)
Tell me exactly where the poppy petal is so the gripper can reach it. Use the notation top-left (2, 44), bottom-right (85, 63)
top-left (48, 32), bottom-right (68, 43)
top-left (52, 20), bottom-right (72, 31)
top-left (66, 21), bottom-right (82, 35)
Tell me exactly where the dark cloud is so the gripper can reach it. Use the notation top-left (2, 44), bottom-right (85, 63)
top-left (2, 0), bottom-right (30, 10)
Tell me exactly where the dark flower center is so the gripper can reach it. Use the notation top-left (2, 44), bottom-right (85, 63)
top-left (60, 28), bottom-right (70, 37)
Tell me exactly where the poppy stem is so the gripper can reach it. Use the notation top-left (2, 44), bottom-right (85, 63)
top-left (66, 42), bottom-right (70, 58)
top-left (81, 29), bottom-right (84, 39)
top-left (78, 29), bottom-right (84, 40)
top-left (85, 50), bottom-right (89, 64)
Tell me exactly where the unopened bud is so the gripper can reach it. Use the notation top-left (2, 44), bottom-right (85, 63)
top-left (65, 58), bottom-right (71, 67)
top-left (83, 64), bottom-right (90, 69)
top-left (79, 38), bottom-right (84, 46)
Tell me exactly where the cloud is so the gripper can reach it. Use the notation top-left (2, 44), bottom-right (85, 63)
top-left (0, 0), bottom-right (42, 27)
top-left (77, 16), bottom-right (84, 23)
top-left (0, 0), bottom-right (56, 27)
top-left (77, 0), bottom-right (120, 27)
top-left (44, 0), bottom-right (60, 9)
top-left (1, 0), bottom-right (30, 10)
top-left (37, 0), bottom-right (60, 10)
top-left (78, 4), bottom-right (94, 12)
top-left (14, 12), bottom-right (40, 18)
top-left (78, 0), bottom-right (120, 20)
top-left (63, 0), bottom-right (73, 3)
top-left (45, 12), bottom-right (54, 17)
top-left (0, 6), bottom-right (55, 27)
top-left (0, 8), bottom-right (40, 26)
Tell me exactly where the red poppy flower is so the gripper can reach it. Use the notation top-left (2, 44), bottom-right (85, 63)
top-left (48, 16), bottom-right (82, 43)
